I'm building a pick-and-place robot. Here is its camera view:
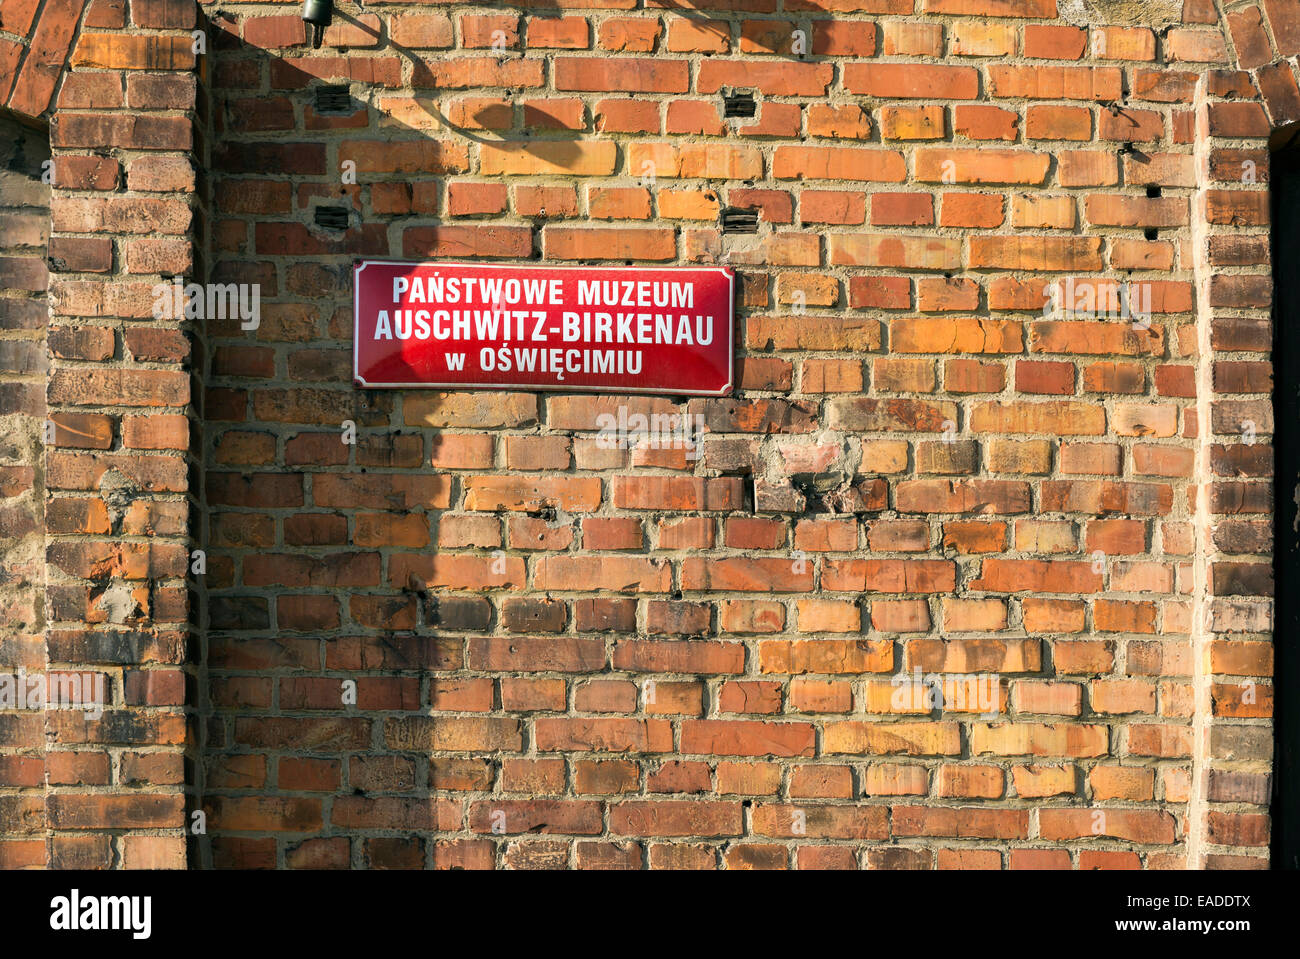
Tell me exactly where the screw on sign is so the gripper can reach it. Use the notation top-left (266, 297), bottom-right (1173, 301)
top-left (353, 261), bottom-right (734, 396)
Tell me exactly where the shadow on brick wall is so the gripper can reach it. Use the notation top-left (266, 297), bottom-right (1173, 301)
top-left (197, 6), bottom-right (818, 866)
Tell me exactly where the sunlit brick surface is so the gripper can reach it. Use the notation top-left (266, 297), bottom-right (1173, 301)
top-left (0, 0), bottom-right (1287, 868)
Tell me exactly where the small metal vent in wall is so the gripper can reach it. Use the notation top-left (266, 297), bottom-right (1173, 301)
top-left (720, 207), bottom-right (759, 234)
top-left (314, 205), bottom-right (350, 231)
top-left (314, 84), bottom-right (353, 114)
top-left (722, 91), bottom-right (757, 119)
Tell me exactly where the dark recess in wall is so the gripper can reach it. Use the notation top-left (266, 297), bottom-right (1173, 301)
top-left (1271, 143), bottom-right (1300, 870)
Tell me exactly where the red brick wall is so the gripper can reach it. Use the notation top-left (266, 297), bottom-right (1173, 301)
top-left (0, 0), bottom-right (1291, 869)
top-left (192, 0), bottom-right (1282, 870)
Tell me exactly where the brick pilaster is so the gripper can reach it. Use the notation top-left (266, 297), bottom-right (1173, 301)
top-left (38, 0), bottom-right (201, 869)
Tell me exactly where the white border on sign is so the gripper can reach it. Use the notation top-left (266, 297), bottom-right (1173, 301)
top-left (352, 260), bottom-right (735, 396)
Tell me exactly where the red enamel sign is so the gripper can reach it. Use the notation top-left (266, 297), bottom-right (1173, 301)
top-left (353, 261), bottom-right (734, 395)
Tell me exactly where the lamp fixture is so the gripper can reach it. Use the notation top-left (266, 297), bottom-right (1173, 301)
top-left (302, 0), bottom-right (333, 49)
